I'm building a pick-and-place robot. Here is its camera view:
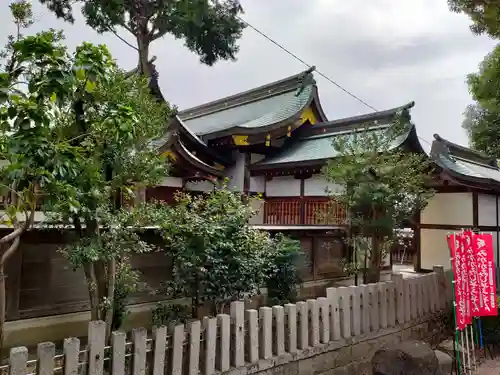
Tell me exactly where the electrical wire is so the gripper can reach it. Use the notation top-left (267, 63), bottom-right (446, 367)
top-left (237, 15), bottom-right (434, 148)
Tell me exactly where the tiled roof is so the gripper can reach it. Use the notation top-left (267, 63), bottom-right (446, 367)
top-left (255, 125), bottom-right (411, 166)
top-left (430, 135), bottom-right (500, 184)
top-left (181, 85), bottom-right (313, 136)
top-left (254, 103), bottom-right (415, 167)
top-left (176, 68), bottom-right (325, 137)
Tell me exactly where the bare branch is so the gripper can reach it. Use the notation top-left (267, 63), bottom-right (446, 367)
top-left (108, 27), bottom-right (138, 51)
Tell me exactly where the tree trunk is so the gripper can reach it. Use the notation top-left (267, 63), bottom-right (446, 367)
top-left (84, 263), bottom-right (101, 321)
top-left (0, 236), bottom-right (21, 353)
top-left (366, 236), bottom-right (382, 283)
top-left (137, 34), bottom-right (151, 77)
top-left (105, 258), bottom-right (116, 338)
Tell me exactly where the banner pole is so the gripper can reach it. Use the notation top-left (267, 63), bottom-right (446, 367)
top-left (464, 324), bottom-right (472, 374)
top-left (448, 233), bottom-right (463, 374)
top-left (461, 329), bottom-right (467, 374)
top-left (469, 323), bottom-right (476, 373)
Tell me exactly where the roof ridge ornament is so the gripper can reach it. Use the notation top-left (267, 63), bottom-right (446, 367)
top-left (295, 66), bottom-right (316, 97)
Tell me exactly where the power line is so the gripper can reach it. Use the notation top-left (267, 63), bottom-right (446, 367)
top-left (238, 15), bottom-right (434, 148)
top-left (237, 16), bottom-right (378, 112)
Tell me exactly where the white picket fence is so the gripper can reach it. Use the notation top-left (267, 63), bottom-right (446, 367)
top-left (3, 266), bottom-right (451, 375)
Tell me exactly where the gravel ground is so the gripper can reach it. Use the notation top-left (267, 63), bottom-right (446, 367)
top-left (476, 359), bottom-right (500, 375)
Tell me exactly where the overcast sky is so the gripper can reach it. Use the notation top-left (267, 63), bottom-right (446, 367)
top-left (1, 1), bottom-right (497, 148)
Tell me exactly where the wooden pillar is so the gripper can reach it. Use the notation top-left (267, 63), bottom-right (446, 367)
top-left (414, 209), bottom-right (422, 272)
top-left (472, 191), bottom-right (478, 228)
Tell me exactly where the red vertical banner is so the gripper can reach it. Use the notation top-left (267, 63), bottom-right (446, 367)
top-left (463, 231), bottom-right (481, 316)
top-left (474, 233), bottom-right (498, 317)
top-left (448, 234), bottom-right (466, 329)
top-left (457, 233), bottom-right (472, 325)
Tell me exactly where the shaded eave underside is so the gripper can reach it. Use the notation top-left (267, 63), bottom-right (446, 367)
top-left (170, 134), bottom-right (225, 177)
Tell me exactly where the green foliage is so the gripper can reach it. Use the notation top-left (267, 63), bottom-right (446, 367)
top-left (38, 0), bottom-right (246, 67)
top-left (151, 303), bottom-right (192, 327)
top-left (152, 184), bottom-right (271, 317)
top-left (462, 45), bottom-right (500, 156)
top-left (112, 258), bottom-right (144, 330)
top-left (448, 0), bottom-right (500, 38)
top-left (323, 113), bottom-right (434, 283)
top-left (264, 234), bottom-right (303, 306)
top-left (0, 27), bottom-right (172, 329)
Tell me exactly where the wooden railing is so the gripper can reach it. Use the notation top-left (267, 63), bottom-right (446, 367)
top-left (263, 198), bottom-right (347, 226)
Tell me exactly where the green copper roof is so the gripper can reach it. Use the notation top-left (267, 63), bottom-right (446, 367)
top-left (180, 85), bottom-right (313, 136)
top-left (435, 154), bottom-right (500, 182)
top-left (256, 125), bottom-right (411, 166)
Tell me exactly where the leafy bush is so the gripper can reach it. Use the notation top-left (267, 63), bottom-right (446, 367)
top-left (151, 303), bottom-right (192, 327)
top-left (265, 234), bottom-right (303, 305)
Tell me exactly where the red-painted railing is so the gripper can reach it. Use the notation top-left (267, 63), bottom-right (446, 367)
top-left (263, 198), bottom-right (347, 226)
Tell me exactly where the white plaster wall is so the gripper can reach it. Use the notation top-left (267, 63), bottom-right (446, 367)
top-left (266, 176), bottom-right (300, 197)
top-left (421, 193), bottom-right (473, 226)
top-left (478, 193), bottom-right (497, 226)
top-left (158, 177), bottom-right (183, 187)
top-left (420, 228), bottom-right (451, 270)
top-left (185, 180), bottom-right (215, 192)
top-left (249, 199), bottom-right (264, 225)
top-left (249, 176), bottom-right (265, 193)
top-left (224, 151), bottom-right (246, 192)
top-left (304, 174), bottom-right (343, 196)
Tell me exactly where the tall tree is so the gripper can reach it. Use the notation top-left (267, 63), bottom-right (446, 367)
top-left (38, 0), bottom-right (246, 76)
top-left (462, 44), bottom-right (500, 156)
top-left (0, 26), bottom-right (172, 336)
top-left (323, 114), bottom-right (434, 283)
top-left (448, 0), bottom-right (500, 38)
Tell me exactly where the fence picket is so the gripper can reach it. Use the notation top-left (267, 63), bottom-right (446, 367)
top-left (403, 278), bottom-right (411, 322)
top-left (132, 328), bottom-right (147, 375)
top-left (217, 315), bottom-right (230, 372)
top-left (171, 324), bottom-right (185, 375)
top-left (63, 338), bottom-right (80, 375)
top-left (88, 321), bottom-right (105, 375)
top-left (296, 301), bottom-right (308, 349)
top-left (307, 299), bottom-right (319, 346)
top-left (317, 297), bottom-right (330, 344)
top-left (259, 306), bottom-right (272, 359)
top-left (360, 285), bottom-right (370, 334)
top-left (326, 288), bottom-right (341, 341)
top-left (203, 317), bottom-right (217, 375)
top-left (391, 274), bottom-right (404, 324)
top-left (284, 304), bottom-right (297, 353)
top-left (337, 287), bottom-right (352, 339)
top-left (188, 321), bottom-right (201, 375)
top-left (111, 331), bottom-right (126, 375)
top-left (272, 306), bottom-right (285, 356)
top-left (245, 309), bottom-right (259, 362)
top-left (378, 282), bottom-right (388, 329)
top-left (350, 286), bottom-right (361, 336)
top-left (9, 347), bottom-right (28, 375)
top-left (368, 283), bottom-right (380, 332)
top-left (37, 342), bottom-right (55, 375)
top-left (230, 301), bottom-right (245, 367)
top-left (387, 281), bottom-right (396, 327)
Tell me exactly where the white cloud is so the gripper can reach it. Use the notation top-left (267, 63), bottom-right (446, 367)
top-left (0, 0), bottom-right (496, 147)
